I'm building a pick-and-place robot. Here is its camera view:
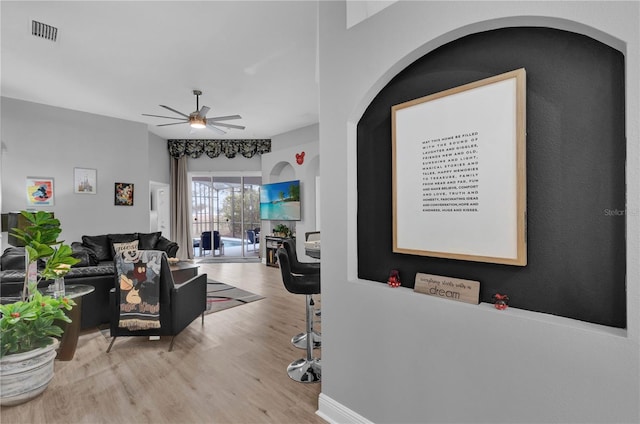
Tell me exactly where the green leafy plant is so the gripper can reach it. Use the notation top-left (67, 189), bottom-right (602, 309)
top-left (0, 291), bottom-right (74, 357)
top-left (273, 223), bottom-right (290, 237)
top-left (10, 211), bottom-right (79, 284)
top-left (0, 211), bottom-right (79, 357)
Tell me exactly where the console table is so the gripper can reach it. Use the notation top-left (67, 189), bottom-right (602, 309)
top-left (265, 236), bottom-right (291, 267)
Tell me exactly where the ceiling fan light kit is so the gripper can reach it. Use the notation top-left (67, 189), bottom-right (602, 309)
top-left (189, 115), bottom-right (206, 129)
top-left (142, 90), bottom-right (244, 134)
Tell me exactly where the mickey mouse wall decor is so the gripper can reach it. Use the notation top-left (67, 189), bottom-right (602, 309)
top-left (295, 151), bottom-right (305, 165)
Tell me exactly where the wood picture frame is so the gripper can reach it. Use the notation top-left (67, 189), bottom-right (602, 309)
top-left (26, 176), bottom-right (54, 206)
top-left (114, 182), bottom-right (134, 206)
top-left (74, 167), bottom-right (97, 194)
top-left (392, 68), bottom-right (527, 266)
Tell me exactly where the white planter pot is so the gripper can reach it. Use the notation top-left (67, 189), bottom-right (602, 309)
top-left (0, 338), bottom-right (59, 406)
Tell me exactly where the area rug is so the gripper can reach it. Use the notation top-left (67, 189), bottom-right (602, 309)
top-left (205, 280), bottom-right (264, 314)
top-left (196, 257), bottom-right (261, 264)
top-left (99, 280), bottom-right (264, 337)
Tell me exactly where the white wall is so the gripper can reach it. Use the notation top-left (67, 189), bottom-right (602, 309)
top-left (148, 132), bottom-right (170, 184)
top-left (270, 123), bottom-right (319, 151)
top-left (261, 124), bottom-right (320, 260)
top-left (188, 151), bottom-right (262, 173)
top-left (317, 2), bottom-right (639, 423)
top-left (1, 97), bottom-right (161, 243)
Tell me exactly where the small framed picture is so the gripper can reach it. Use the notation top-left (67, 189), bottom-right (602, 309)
top-left (26, 177), bottom-right (54, 206)
top-left (114, 182), bottom-right (134, 206)
top-left (74, 168), bottom-right (97, 194)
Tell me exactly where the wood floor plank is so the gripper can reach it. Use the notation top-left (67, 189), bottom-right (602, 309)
top-left (0, 262), bottom-right (325, 424)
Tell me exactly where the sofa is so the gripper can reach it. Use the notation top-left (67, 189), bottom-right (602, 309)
top-left (0, 232), bottom-right (178, 330)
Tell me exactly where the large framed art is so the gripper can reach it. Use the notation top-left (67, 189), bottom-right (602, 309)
top-left (392, 68), bottom-right (527, 266)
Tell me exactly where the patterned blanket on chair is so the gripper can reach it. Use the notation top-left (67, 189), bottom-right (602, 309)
top-left (116, 250), bottom-right (163, 330)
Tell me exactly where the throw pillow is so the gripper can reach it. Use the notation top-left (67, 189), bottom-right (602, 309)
top-left (108, 233), bottom-right (139, 259)
top-left (71, 242), bottom-right (99, 266)
top-left (112, 240), bottom-right (141, 263)
top-left (138, 232), bottom-right (161, 250)
top-left (0, 247), bottom-right (27, 271)
top-left (82, 235), bottom-right (112, 262)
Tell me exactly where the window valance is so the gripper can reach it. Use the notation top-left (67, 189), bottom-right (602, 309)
top-left (168, 139), bottom-right (271, 159)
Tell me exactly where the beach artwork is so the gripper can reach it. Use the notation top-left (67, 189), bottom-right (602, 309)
top-left (260, 180), bottom-right (301, 221)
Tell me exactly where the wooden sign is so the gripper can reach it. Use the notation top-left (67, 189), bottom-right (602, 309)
top-left (414, 273), bottom-right (480, 305)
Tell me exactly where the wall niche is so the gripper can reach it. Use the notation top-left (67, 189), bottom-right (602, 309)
top-left (357, 27), bottom-right (626, 328)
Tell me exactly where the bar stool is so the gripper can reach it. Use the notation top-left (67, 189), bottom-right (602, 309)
top-left (276, 247), bottom-right (321, 383)
top-left (282, 239), bottom-right (321, 350)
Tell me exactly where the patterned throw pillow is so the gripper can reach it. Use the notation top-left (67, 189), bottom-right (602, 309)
top-left (108, 233), bottom-right (138, 258)
top-left (112, 240), bottom-right (141, 263)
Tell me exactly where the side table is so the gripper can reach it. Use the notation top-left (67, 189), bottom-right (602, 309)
top-left (169, 261), bottom-right (199, 284)
top-left (51, 284), bottom-right (95, 361)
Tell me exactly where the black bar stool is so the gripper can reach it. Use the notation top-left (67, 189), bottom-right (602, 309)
top-left (276, 247), bottom-right (321, 383)
top-left (281, 239), bottom-right (321, 350)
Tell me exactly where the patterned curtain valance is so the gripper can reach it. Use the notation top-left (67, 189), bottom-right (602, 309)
top-left (168, 139), bottom-right (271, 159)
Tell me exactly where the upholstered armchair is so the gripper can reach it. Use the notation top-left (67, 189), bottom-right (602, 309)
top-left (200, 231), bottom-right (223, 256)
top-left (107, 251), bottom-right (207, 352)
top-left (246, 229), bottom-right (259, 251)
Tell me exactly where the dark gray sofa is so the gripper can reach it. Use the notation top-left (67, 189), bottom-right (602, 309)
top-left (0, 232), bottom-right (179, 330)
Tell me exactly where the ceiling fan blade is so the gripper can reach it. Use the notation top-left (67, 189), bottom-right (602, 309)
top-left (198, 106), bottom-right (210, 118)
top-left (207, 114), bottom-right (241, 121)
top-left (157, 121), bottom-right (189, 127)
top-left (159, 105), bottom-right (190, 118)
top-left (208, 121), bottom-right (246, 130)
top-left (206, 123), bottom-right (227, 135)
top-left (142, 114), bottom-right (186, 120)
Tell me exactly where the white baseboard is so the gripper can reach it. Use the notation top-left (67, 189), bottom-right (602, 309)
top-left (316, 393), bottom-right (373, 424)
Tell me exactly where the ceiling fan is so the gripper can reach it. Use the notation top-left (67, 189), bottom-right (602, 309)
top-left (142, 90), bottom-right (245, 135)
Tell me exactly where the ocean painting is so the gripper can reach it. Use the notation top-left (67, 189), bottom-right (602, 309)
top-left (260, 180), bottom-right (301, 221)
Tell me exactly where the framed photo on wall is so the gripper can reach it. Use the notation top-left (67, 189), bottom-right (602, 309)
top-left (392, 68), bottom-right (527, 266)
top-left (26, 177), bottom-right (54, 206)
top-left (74, 167), bottom-right (97, 194)
top-left (114, 182), bottom-right (134, 206)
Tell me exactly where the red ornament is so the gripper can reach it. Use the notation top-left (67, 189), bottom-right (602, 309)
top-left (387, 269), bottom-right (401, 287)
top-left (493, 293), bottom-right (509, 310)
top-left (295, 151), bottom-right (305, 165)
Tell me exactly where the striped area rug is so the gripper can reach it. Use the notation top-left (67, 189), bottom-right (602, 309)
top-left (206, 280), bottom-right (264, 314)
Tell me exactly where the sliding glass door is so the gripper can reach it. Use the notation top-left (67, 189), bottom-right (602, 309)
top-left (191, 175), bottom-right (261, 258)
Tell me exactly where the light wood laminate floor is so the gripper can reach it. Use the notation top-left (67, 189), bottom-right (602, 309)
top-left (0, 262), bottom-right (325, 424)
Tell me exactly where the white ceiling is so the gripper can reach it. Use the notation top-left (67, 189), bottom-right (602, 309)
top-left (1, 1), bottom-right (319, 140)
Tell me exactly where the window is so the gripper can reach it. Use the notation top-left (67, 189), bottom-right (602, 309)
top-left (191, 175), bottom-right (261, 258)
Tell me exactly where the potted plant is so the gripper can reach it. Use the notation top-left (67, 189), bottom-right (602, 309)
top-left (0, 210), bottom-right (79, 406)
top-left (273, 223), bottom-right (290, 238)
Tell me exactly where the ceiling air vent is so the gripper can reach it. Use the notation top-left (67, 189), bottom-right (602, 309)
top-left (32, 20), bottom-right (58, 42)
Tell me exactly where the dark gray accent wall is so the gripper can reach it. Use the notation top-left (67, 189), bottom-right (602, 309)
top-left (357, 27), bottom-right (626, 328)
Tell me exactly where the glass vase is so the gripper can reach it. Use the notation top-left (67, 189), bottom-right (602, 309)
top-left (53, 278), bottom-right (65, 298)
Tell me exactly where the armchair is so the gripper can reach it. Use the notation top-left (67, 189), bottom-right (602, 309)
top-left (200, 231), bottom-right (224, 256)
top-left (106, 250), bottom-right (207, 352)
top-left (246, 229), bottom-right (259, 251)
